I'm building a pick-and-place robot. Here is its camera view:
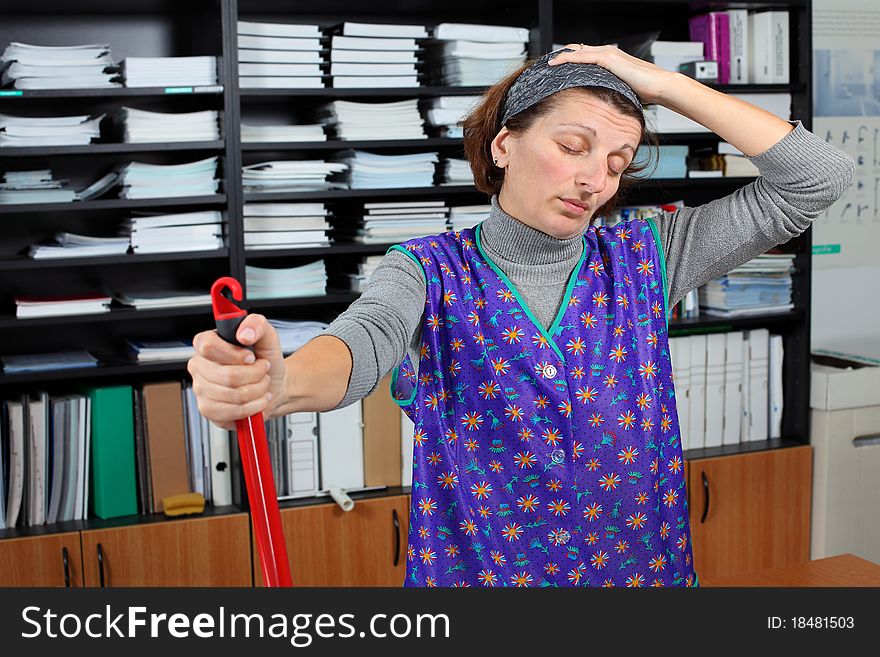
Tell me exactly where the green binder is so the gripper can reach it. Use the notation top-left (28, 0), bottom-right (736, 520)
top-left (87, 385), bottom-right (137, 519)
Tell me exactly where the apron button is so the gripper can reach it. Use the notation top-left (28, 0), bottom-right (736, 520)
top-left (551, 449), bottom-right (565, 464)
top-left (543, 364), bottom-right (557, 378)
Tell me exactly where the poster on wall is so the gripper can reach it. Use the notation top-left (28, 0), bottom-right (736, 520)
top-left (812, 0), bottom-right (880, 269)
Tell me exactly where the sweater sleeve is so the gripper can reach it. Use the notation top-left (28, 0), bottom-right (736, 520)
top-left (322, 249), bottom-right (426, 408)
top-left (652, 120), bottom-right (855, 308)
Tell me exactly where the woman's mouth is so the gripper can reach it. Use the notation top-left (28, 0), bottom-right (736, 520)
top-left (561, 198), bottom-right (589, 215)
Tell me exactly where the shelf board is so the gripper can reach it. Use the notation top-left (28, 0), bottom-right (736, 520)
top-left (669, 310), bottom-right (804, 334)
top-left (0, 304), bottom-right (213, 329)
top-left (244, 290), bottom-right (360, 309)
top-left (0, 194), bottom-right (227, 214)
top-left (0, 86), bottom-right (224, 99)
top-left (710, 83), bottom-right (807, 94)
top-left (0, 248), bottom-right (229, 271)
top-left (683, 437), bottom-right (805, 462)
top-left (245, 242), bottom-right (392, 258)
top-left (240, 86), bottom-right (486, 98)
top-left (0, 359), bottom-right (190, 386)
top-left (242, 138), bottom-right (462, 151)
top-left (243, 186), bottom-right (482, 201)
top-left (0, 140), bottom-right (226, 157)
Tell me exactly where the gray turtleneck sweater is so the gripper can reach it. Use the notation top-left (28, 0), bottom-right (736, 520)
top-left (323, 120), bottom-right (854, 408)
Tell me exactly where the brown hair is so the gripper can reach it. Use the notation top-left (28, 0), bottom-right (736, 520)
top-left (462, 59), bottom-right (659, 219)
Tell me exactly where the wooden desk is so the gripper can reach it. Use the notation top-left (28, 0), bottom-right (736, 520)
top-left (701, 554), bottom-right (880, 587)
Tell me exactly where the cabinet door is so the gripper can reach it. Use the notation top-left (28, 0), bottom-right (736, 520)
top-left (0, 532), bottom-right (83, 587)
top-left (255, 495), bottom-right (409, 587)
top-left (81, 513), bottom-right (252, 587)
top-left (688, 446), bottom-right (812, 583)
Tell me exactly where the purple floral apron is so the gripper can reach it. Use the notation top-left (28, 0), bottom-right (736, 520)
top-left (390, 219), bottom-right (698, 587)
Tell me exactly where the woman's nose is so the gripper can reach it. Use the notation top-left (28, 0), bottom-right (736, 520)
top-left (574, 158), bottom-right (608, 194)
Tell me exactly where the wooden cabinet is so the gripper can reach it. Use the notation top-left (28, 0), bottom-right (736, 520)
top-left (255, 495), bottom-right (409, 587)
top-left (0, 532), bottom-right (83, 587)
top-left (687, 446), bottom-right (812, 583)
top-left (80, 513), bottom-right (252, 587)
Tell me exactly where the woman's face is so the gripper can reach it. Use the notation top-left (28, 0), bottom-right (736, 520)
top-left (492, 90), bottom-right (642, 240)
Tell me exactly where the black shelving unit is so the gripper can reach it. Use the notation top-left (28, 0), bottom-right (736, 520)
top-left (0, 0), bottom-right (814, 542)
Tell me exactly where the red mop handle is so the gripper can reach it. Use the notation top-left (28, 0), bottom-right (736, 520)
top-left (210, 276), bottom-right (292, 587)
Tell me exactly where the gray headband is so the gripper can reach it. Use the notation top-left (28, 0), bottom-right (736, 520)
top-left (500, 48), bottom-right (643, 128)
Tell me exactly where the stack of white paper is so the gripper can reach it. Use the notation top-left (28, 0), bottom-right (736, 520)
top-left (647, 41), bottom-right (705, 74)
top-left (241, 123), bottom-right (326, 143)
top-left (267, 319), bottom-right (329, 354)
top-left (14, 295), bottom-right (112, 319)
top-left (242, 160), bottom-right (348, 193)
top-left (238, 21), bottom-right (325, 89)
top-left (118, 156), bottom-right (219, 199)
top-left (425, 96), bottom-right (481, 138)
top-left (646, 93), bottom-right (791, 133)
top-left (352, 200), bottom-right (449, 244)
top-left (121, 56), bottom-right (217, 88)
top-left (122, 210), bottom-right (224, 254)
top-left (0, 113), bottom-right (103, 147)
top-left (246, 260), bottom-right (328, 299)
top-left (428, 24), bottom-right (528, 86)
top-left (319, 99), bottom-right (426, 141)
top-left (449, 204), bottom-right (489, 231)
top-left (28, 232), bottom-right (130, 259)
top-left (120, 108), bottom-right (219, 143)
top-left (441, 158), bottom-right (474, 185)
top-left (0, 170), bottom-right (76, 204)
top-left (244, 202), bottom-right (331, 250)
top-left (699, 253), bottom-right (795, 317)
top-left (0, 42), bottom-right (119, 89)
top-left (1, 351), bottom-right (98, 372)
top-left (125, 339), bottom-right (194, 363)
top-left (330, 22), bottom-right (426, 88)
top-left (115, 290), bottom-right (211, 309)
top-left (348, 255), bottom-right (383, 292)
top-left (338, 150), bottom-right (438, 189)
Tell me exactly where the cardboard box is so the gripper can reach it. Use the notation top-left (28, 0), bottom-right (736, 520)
top-left (810, 351), bottom-right (880, 411)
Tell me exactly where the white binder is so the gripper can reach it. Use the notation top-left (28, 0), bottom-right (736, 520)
top-left (208, 421), bottom-right (232, 506)
top-left (27, 393), bottom-right (48, 526)
top-left (740, 331), bottom-right (751, 443)
top-left (5, 399), bottom-right (25, 528)
top-left (287, 412), bottom-right (320, 496)
top-left (401, 413), bottom-right (415, 487)
top-left (318, 403), bottom-right (364, 492)
top-left (688, 335), bottom-right (708, 450)
top-left (669, 337), bottom-right (691, 451)
top-left (769, 334), bottom-right (784, 439)
top-left (704, 334), bottom-right (726, 448)
top-left (723, 332), bottom-right (744, 445)
top-left (748, 329), bottom-right (770, 441)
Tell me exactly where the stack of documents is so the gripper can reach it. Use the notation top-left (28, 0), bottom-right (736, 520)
top-left (338, 150), bottom-right (438, 189)
top-left (0, 351), bottom-right (99, 373)
top-left (118, 156), bottom-right (219, 199)
top-left (267, 319), bottom-right (329, 354)
top-left (0, 42), bottom-right (119, 89)
top-left (319, 99), bottom-right (426, 141)
top-left (28, 232), bottom-right (130, 259)
top-left (0, 170), bottom-right (76, 204)
top-left (349, 255), bottom-right (383, 292)
top-left (242, 160), bottom-right (348, 193)
top-left (329, 22), bottom-right (426, 88)
top-left (121, 56), bottom-right (217, 88)
top-left (449, 204), bottom-right (489, 231)
top-left (647, 40), bottom-right (705, 75)
top-left (441, 158), bottom-right (474, 185)
top-left (425, 96), bottom-right (481, 138)
top-left (241, 123), bottom-right (325, 143)
top-left (0, 113), bottom-right (103, 147)
top-left (238, 21), bottom-right (325, 89)
top-left (244, 202), bottom-right (331, 250)
top-left (119, 108), bottom-right (219, 143)
top-left (351, 200), bottom-right (449, 244)
top-left (14, 295), bottom-right (112, 319)
top-left (125, 339), bottom-right (194, 363)
top-left (699, 253), bottom-right (795, 317)
top-left (428, 23), bottom-right (528, 86)
top-left (646, 93), bottom-right (791, 133)
top-left (246, 260), bottom-right (327, 299)
top-left (122, 210), bottom-right (224, 254)
top-left (115, 290), bottom-right (211, 309)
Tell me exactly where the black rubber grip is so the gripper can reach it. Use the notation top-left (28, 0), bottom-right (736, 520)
top-left (217, 316), bottom-right (247, 347)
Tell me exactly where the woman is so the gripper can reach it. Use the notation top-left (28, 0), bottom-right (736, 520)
top-left (188, 45), bottom-right (853, 587)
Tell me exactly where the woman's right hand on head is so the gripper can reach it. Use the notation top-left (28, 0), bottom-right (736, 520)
top-left (187, 313), bottom-right (287, 430)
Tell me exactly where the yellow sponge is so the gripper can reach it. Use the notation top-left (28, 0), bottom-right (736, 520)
top-left (162, 492), bottom-right (206, 517)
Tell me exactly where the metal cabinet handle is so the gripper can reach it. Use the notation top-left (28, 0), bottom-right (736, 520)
top-left (700, 471), bottom-right (710, 524)
top-left (97, 543), bottom-right (106, 587)
top-left (62, 547), bottom-right (70, 587)
top-left (392, 509), bottom-right (401, 567)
